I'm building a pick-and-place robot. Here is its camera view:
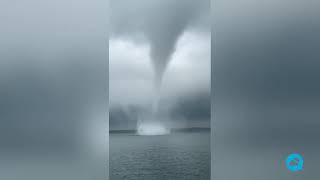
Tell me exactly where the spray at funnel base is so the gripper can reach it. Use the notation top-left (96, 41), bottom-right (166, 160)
top-left (136, 77), bottom-right (171, 136)
top-left (137, 121), bottom-right (170, 136)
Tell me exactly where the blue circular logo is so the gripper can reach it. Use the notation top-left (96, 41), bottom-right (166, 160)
top-left (286, 153), bottom-right (304, 172)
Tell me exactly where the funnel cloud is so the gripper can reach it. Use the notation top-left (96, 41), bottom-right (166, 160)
top-left (111, 0), bottom-right (209, 87)
top-left (110, 0), bottom-right (210, 131)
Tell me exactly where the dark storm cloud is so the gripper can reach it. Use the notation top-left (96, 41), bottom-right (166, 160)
top-left (110, 0), bottom-right (209, 37)
top-left (111, 0), bottom-right (210, 86)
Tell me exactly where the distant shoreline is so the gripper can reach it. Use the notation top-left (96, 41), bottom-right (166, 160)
top-left (110, 127), bottom-right (210, 134)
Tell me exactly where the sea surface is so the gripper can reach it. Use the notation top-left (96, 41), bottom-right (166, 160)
top-left (110, 130), bottom-right (210, 180)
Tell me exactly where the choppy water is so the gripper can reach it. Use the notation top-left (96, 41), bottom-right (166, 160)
top-left (110, 131), bottom-right (210, 180)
